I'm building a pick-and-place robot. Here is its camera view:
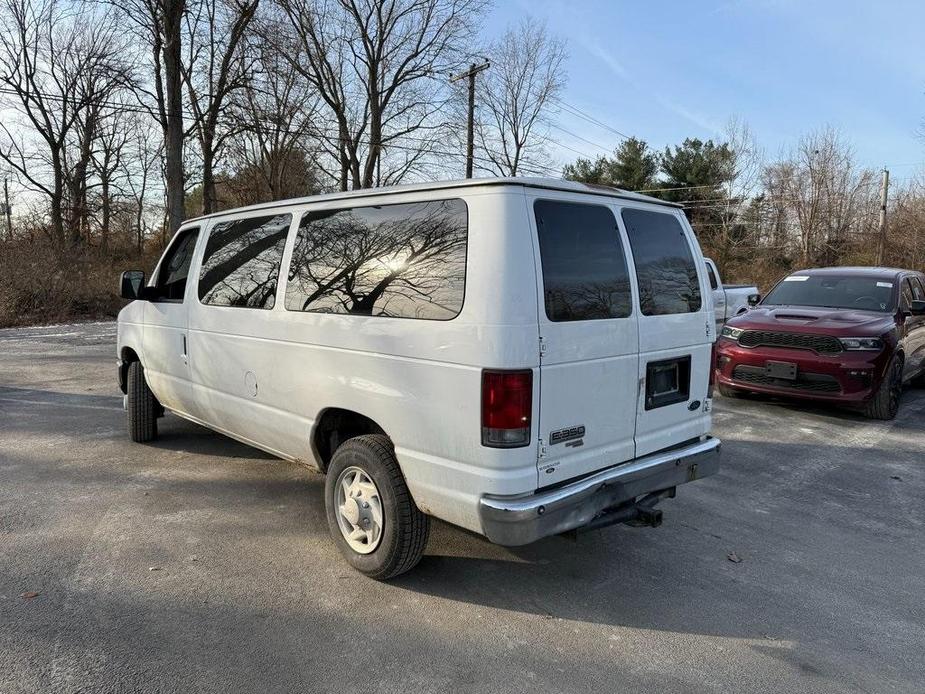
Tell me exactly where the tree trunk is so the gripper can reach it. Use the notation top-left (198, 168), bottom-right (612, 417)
top-left (163, 0), bottom-right (186, 235)
top-left (101, 176), bottom-right (110, 253)
top-left (201, 129), bottom-right (216, 214)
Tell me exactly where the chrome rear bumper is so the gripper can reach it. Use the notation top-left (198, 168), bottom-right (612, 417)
top-left (478, 437), bottom-right (721, 546)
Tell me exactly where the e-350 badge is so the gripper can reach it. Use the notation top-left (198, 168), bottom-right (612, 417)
top-left (549, 425), bottom-right (585, 446)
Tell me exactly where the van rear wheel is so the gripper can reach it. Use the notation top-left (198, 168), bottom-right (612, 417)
top-left (127, 361), bottom-right (158, 442)
top-left (324, 435), bottom-right (430, 580)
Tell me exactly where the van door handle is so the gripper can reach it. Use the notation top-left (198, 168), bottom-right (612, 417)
top-left (181, 334), bottom-right (188, 363)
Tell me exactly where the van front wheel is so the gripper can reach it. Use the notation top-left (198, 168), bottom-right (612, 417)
top-left (127, 361), bottom-right (158, 442)
top-left (324, 435), bottom-right (430, 580)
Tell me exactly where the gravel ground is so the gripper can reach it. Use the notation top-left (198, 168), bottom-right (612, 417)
top-left (1, 321), bottom-right (923, 693)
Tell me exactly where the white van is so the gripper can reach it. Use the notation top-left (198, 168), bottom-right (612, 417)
top-left (117, 177), bottom-right (721, 579)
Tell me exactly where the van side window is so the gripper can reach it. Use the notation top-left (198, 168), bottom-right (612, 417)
top-left (707, 263), bottom-right (718, 290)
top-left (533, 200), bottom-right (631, 322)
top-left (621, 208), bottom-right (702, 316)
top-left (285, 198), bottom-right (467, 320)
top-left (153, 227), bottom-right (199, 302)
top-left (198, 213), bottom-right (291, 309)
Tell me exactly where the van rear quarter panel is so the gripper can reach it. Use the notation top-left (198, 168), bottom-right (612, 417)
top-left (186, 187), bottom-right (540, 533)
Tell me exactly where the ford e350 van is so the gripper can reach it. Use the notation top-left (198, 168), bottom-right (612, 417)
top-left (117, 177), bottom-right (721, 579)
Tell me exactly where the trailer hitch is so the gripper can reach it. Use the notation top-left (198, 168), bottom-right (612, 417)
top-left (562, 487), bottom-right (676, 539)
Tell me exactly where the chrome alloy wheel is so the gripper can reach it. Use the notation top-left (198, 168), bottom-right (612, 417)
top-left (334, 466), bottom-right (384, 554)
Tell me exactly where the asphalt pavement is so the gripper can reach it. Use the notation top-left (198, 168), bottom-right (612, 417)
top-left (1, 321), bottom-right (923, 693)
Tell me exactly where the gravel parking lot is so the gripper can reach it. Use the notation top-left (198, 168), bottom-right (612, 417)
top-left (1, 321), bottom-right (923, 693)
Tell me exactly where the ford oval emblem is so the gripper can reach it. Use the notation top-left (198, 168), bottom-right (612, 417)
top-left (688, 400), bottom-right (701, 411)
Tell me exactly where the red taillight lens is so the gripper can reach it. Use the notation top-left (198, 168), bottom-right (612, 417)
top-left (481, 370), bottom-right (532, 448)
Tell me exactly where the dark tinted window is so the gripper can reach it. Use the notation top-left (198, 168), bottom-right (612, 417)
top-left (763, 274), bottom-right (896, 313)
top-left (155, 227), bottom-right (199, 301)
top-left (198, 214), bottom-right (291, 309)
top-left (622, 209), bottom-right (702, 316)
top-left (911, 276), bottom-right (925, 301)
top-left (901, 278), bottom-right (915, 309)
top-left (534, 200), bottom-right (631, 321)
top-left (285, 199), bottom-right (467, 320)
top-left (707, 263), bottom-right (718, 290)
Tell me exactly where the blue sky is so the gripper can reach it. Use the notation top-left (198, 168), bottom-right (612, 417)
top-left (488, 0), bottom-right (925, 179)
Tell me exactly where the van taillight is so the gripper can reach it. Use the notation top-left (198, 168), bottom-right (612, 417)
top-left (481, 370), bottom-right (532, 448)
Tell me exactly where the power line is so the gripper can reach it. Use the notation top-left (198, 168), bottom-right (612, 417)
top-left (551, 97), bottom-right (633, 141)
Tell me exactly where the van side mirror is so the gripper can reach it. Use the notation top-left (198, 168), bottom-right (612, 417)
top-left (909, 299), bottom-right (925, 316)
top-left (120, 270), bottom-right (146, 300)
top-left (747, 293), bottom-right (761, 307)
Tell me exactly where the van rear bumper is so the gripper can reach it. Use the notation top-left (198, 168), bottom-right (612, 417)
top-left (478, 437), bottom-right (721, 546)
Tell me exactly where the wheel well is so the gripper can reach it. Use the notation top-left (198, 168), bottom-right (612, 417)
top-left (311, 408), bottom-right (387, 473)
top-left (119, 347), bottom-right (140, 394)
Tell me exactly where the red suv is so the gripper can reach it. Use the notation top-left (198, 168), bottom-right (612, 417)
top-left (715, 267), bottom-right (925, 419)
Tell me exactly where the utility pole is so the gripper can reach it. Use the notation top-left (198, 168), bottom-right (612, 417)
top-left (450, 60), bottom-right (490, 178)
top-left (876, 168), bottom-right (889, 265)
top-left (3, 178), bottom-right (11, 242)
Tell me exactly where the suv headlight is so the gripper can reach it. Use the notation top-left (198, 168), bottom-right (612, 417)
top-left (721, 326), bottom-right (744, 341)
top-left (839, 337), bottom-right (884, 351)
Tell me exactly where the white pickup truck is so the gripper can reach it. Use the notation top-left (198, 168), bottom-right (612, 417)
top-left (704, 258), bottom-right (759, 330)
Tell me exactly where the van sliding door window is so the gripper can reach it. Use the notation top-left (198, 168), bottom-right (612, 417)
top-left (285, 199), bottom-right (468, 320)
top-left (197, 213), bottom-right (291, 309)
top-left (621, 208), bottom-right (702, 316)
top-left (533, 199), bottom-right (631, 322)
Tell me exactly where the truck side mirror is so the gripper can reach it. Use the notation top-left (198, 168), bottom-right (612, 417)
top-left (746, 293), bottom-right (761, 307)
top-left (909, 299), bottom-right (925, 316)
top-left (120, 270), bottom-right (146, 300)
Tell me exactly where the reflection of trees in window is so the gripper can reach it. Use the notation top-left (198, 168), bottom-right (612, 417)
top-left (545, 279), bottom-right (632, 321)
top-left (622, 209), bottom-right (702, 316)
top-left (157, 229), bottom-right (199, 301)
top-left (534, 200), bottom-right (632, 322)
top-left (198, 214), bottom-right (291, 308)
top-left (285, 199), bottom-right (468, 320)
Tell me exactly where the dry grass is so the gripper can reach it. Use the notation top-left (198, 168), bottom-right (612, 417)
top-left (0, 239), bottom-right (162, 328)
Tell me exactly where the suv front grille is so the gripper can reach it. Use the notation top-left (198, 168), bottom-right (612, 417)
top-left (732, 365), bottom-right (841, 393)
top-left (737, 330), bottom-right (842, 354)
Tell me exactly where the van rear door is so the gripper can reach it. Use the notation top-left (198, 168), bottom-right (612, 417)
top-left (621, 207), bottom-right (713, 457)
top-left (530, 196), bottom-right (640, 487)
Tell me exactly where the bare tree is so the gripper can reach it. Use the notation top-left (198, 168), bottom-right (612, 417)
top-left (711, 116), bottom-right (763, 272)
top-left (268, 0), bottom-right (487, 191)
top-left (0, 0), bottom-right (130, 246)
top-left (182, 0), bottom-right (260, 214)
top-left (111, 0), bottom-right (187, 235)
top-left (474, 17), bottom-right (567, 176)
top-left (224, 39), bottom-right (323, 204)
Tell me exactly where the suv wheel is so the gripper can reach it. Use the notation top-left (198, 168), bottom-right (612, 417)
top-left (127, 361), bottom-right (159, 442)
top-left (325, 435), bottom-right (430, 580)
top-left (864, 355), bottom-right (903, 420)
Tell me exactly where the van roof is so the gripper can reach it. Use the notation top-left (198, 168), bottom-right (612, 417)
top-left (185, 176), bottom-right (681, 223)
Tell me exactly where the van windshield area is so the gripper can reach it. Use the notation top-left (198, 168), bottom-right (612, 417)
top-left (762, 275), bottom-right (896, 313)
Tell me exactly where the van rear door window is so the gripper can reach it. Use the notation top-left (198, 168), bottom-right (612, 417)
top-left (198, 213), bottom-right (291, 309)
top-left (533, 200), bottom-right (632, 321)
top-left (285, 198), bottom-right (467, 320)
top-left (621, 208), bottom-right (702, 316)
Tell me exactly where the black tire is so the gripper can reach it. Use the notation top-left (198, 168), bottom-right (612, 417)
top-left (864, 355), bottom-right (903, 420)
top-left (324, 434), bottom-right (430, 580)
top-left (718, 383), bottom-right (742, 398)
top-left (127, 361), bottom-right (158, 442)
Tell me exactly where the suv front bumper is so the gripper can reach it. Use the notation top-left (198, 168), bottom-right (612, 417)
top-left (478, 437), bottom-right (721, 546)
